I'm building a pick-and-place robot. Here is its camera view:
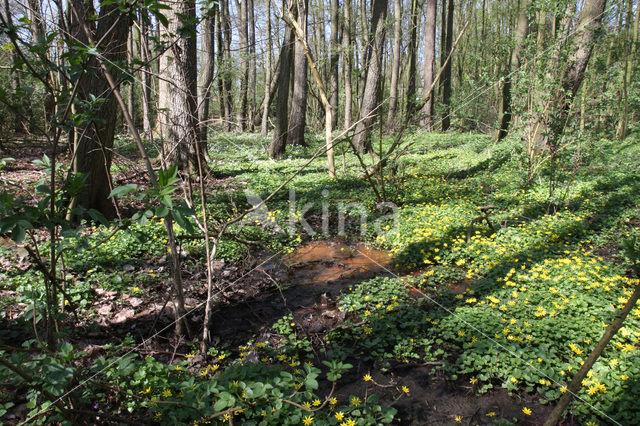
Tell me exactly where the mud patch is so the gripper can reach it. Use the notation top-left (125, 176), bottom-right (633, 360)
top-left (209, 240), bottom-right (393, 346)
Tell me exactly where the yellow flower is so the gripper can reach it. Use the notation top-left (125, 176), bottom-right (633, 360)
top-left (329, 397), bottom-right (338, 405)
top-left (454, 415), bottom-right (462, 423)
top-left (522, 407), bottom-right (532, 415)
top-left (363, 374), bottom-right (372, 382)
top-left (162, 389), bottom-right (172, 398)
top-left (312, 399), bottom-right (321, 406)
top-left (469, 377), bottom-right (477, 384)
top-left (302, 415), bottom-right (313, 425)
top-left (302, 401), bottom-right (312, 409)
top-left (401, 386), bottom-right (410, 394)
top-left (351, 396), bottom-right (361, 407)
top-left (335, 412), bottom-right (344, 421)
top-left (486, 411), bottom-right (496, 417)
top-left (569, 343), bottom-right (583, 355)
top-left (621, 374), bottom-right (629, 381)
top-left (510, 377), bottom-right (517, 383)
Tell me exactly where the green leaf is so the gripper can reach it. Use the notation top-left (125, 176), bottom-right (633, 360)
top-left (88, 209), bottom-right (108, 226)
top-left (213, 392), bottom-right (235, 411)
top-left (108, 183), bottom-right (138, 199)
top-left (155, 205), bottom-right (169, 217)
top-left (11, 225), bottom-right (25, 243)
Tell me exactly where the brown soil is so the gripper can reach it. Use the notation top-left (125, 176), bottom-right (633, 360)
top-left (207, 240), bottom-right (556, 425)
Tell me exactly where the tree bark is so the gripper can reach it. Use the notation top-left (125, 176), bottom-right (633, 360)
top-left (139, 13), bottom-right (153, 140)
top-left (127, 26), bottom-right (135, 128)
top-left (198, 2), bottom-right (217, 147)
top-left (441, 0), bottom-right (454, 131)
top-left (352, 0), bottom-right (388, 152)
top-left (268, 18), bottom-right (295, 158)
top-left (247, 0), bottom-right (256, 131)
top-left (218, 0), bottom-right (233, 131)
top-left (236, 0), bottom-right (249, 131)
top-left (405, 0), bottom-right (419, 120)
top-left (386, 0), bottom-right (401, 126)
top-left (421, 0), bottom-right (436, 129)
top-left (161, 0), bottom-right (199, 172)
top-left (495, 0), bottom-right (530, 141)
top-left (68, 0), bottom-right (132, 217)
top-left (261, 0), bottom-right (273, 136)
top-left (343, 0), bottom-right (354, 129)
top-left (534, 0), bottom-right (607, 156)
top-left (288, 0), bottom-right (309, 146)
top-left (617, 0), bottom-right (637, 140)
top-left (329, 0), bottom-right (340, 130)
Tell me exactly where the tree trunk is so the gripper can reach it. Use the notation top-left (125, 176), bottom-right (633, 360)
top-left (247, 0), bottom-right (256, 131)
top-left (236, 0), bottom-right (249, 131)
top-left (139, 12), bottom-right (153, 140)
top-left (268, 23), bottom-right (295, 158)
top-left (544, 0), bottom-right (608, 153)
top-left (288, 0), bottom-right (309, 146)
top-left (386, 0), bottom-right (401, 126)
top-left (198, 2), bottom-right (217, 147)
top-left (405, 0), bottom-right (419, 120)
top-left (352, 0), bottom-right (388, 152)
top-left (329, 0), bottom-right (340, 130)
top-left (343, 0), bottom-right (354, 129)
top-left (495, 0), bottom-right (530, 141)
top-left (441, 0), bottom-right (454, 131)
top-left (127, 26), bottom-right (135, 128)
top-left (617, 0), bottom-right (637, 140)
top-left (420, 0), bottom-right (436, 129)
top-left (261, 0), bottom-right (273, 136)
top-left (161, 0), bottom-right (199, 172)
top-left (68, 0), bottom-right (132, 217)
top-left (3, 0), bottom-right (24, 133)
top-left (218, 0), bottom-right (233, 131)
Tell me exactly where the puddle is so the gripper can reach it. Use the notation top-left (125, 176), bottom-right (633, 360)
top-left (285, 240), bottom-right (391, 285)
top-left (208, 240), bottom-right (393, 346)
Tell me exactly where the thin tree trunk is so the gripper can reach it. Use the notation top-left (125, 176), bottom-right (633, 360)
top-left (352, 0), bottom-right (388, 152)
top-left (329, 0), bottom-right (340, 129)
top-left (283, 4), bottom-right (335, 178)
top-left (127, 26), bottom-right (135, 128)
top-left (441, 0), bottom-right (454, 131)
top-left (261, 0), bottom-right (273, 136)
top-left (343, 0), bottom-right (354, 130)
top-left (198, 2), bottom-right (217, 147)
top-left (3, 0), bottom-right (24, 133)
top-left (405, 0), bottom-right (419, 120)
top-left (288, 0), bottom-right (309, 146)
top-left (235, 0), bottom-right (249, 131)
top-left (421, 0), bottom-right (436, 129)
top-left (495, 0), bottom-right (530, 141)
top-left (220, 0), bottom-right (233, 131)
top-left (248, 0), bottom-right (256, 131)
top-left (545, 0), bottom-right (608, 153)
top-left (617, 0), bottom-right (637, 140)
top-left (139, 13), bottom-right (153, 140)
top-left (544, 281), bottom-right (640, 426)
top-left (386, 0), bottom-right (401, 126)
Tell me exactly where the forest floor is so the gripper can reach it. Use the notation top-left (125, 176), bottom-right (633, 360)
top-left (1, 131), bottom-right (639, 425)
